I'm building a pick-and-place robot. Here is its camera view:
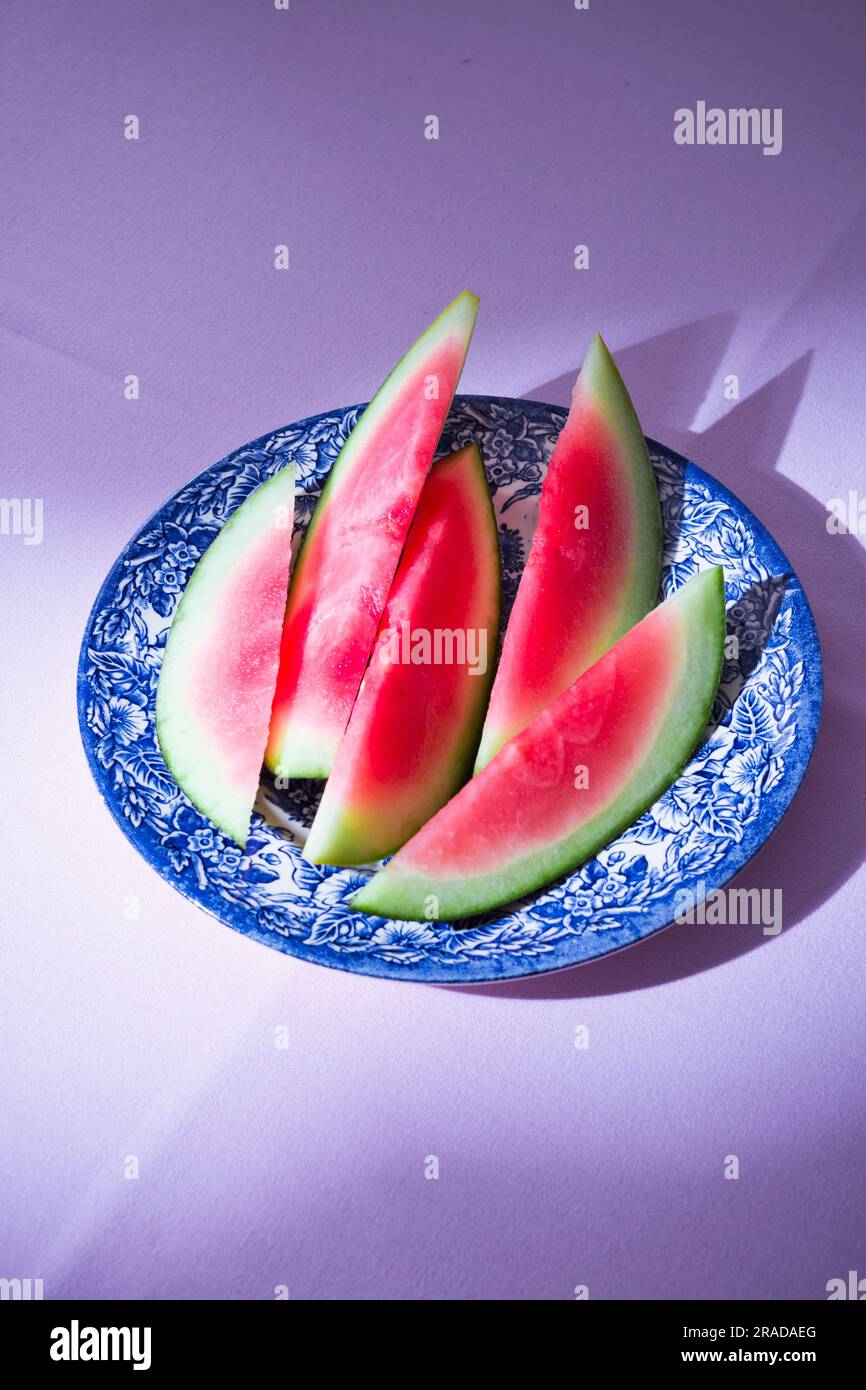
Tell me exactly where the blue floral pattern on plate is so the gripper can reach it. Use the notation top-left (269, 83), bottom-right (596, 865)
top-left (77, 397), bottom-right (822, 983)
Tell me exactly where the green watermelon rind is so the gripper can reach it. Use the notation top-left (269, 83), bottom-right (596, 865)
top-left (303, 443), bottom-right (501, 866)
top-left (351, 566), bottom-right (726, 923)
top-left (155, 464), bottom-right (296, 848)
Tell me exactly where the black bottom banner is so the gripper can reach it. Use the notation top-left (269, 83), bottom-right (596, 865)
top-left (2, 1297), bottom-right (860, 1374)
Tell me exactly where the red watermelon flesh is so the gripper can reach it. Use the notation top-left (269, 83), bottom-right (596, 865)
top-left (303, 444), bottom-right (500, 866)
top-left (351, 567), bottom-right (725, 922)
top-left (156, 466), bottom-right (296, 847)
top-left (265, 291), bottom-right (479, 779)
top-left (474, 332), bottom-right (661, 771)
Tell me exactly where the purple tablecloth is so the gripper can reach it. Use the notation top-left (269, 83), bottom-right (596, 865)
top-left (2, 0), bottom-right (864, 1299)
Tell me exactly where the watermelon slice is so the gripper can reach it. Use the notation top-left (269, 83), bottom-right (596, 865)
top-left (303, 444), bottom-right (500, 867)
top-left (265, 290), bottom-right (479, 779)
top-left (155, 465), bottom-right (296, 848)
top-left (351, 566), bottom-right (725, 922)
top-left (474, 332), bottom-right (662, 771)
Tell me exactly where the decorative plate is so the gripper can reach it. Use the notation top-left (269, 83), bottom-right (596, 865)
top-left (77, 397), bottom-right (822, 984)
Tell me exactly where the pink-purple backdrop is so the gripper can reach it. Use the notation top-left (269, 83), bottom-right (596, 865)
top-left (2, 0), bottom-right (864, 1299)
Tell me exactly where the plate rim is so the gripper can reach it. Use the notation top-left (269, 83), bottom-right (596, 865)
top-left (76, 396), bottom-right (824, 985)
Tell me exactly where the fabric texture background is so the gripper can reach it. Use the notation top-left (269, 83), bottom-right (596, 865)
top-left (1, 0), bottom-right (863, 1299)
